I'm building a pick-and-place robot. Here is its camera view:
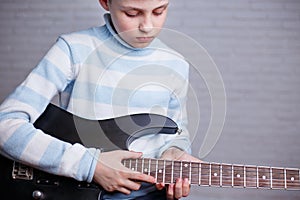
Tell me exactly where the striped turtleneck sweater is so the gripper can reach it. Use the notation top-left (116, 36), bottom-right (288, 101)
top-left (0, 14), bottom-right (191, 183)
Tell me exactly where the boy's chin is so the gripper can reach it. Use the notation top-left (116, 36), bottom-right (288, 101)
top-left (130, 43), bottom-right (151, 48)
top-left (129, 39), bottom-right (154, 48)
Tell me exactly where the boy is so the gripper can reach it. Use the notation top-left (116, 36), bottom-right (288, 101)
top-left (0, 0), bottom-right (200, 199)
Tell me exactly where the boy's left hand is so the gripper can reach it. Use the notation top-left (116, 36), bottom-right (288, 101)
top-left (156, 147), bottom-right (201, 200)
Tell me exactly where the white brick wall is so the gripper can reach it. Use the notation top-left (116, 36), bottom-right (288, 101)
top-left (0, 0), bottom-right (102, 97)
top-left (0, 1), bottom-right (299, 199)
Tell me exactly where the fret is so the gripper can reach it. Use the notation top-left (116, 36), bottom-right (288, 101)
top-left (286, 168), bottom-right (300, 190)
top-left (136, 159), bottom-right (143, 173)
top-left (243, 166), bottom-right (246, 188)
top-left (258, 166), bottom-right (271, 188)
top-left (257, 166), bottom-right (259, 188)
top-left (149, 159), bottom-right (156, 178)
top-left (163, 160), bottom-right (166, 183)
top-left (182, 161), bottom-right (190, 180)
top-left (210, 163), bottom-right (221, 186)
top-left (190, 162), bottom-right (199, 185)
top-left (148, 159), bottom-right (151, 176)
top-left (164, 160), bottom-right (173, 184)
top-left (134, 159), bottom-right (138, 171)
top-left (134, 159), bottom-right (137, 171)
top-left (155, 159), bottom-right (158, 181)
top-left (221, 164), bottom-right (232, 187)
top-left (130, 159), bottom-right (137, 171)
top-left (233, 165), bottom-right (244, 187)
top-left (173, 161), bottom-right (181, 182)
top-left (200, 163), bottom-right (210, 186)
top-left (141, 158), bottom-right (144, 174)
top-left (135, 159), bottom-right (138, 172)
top-left (245, 166), bottom-right (257, 188)
top-left (284, 168), bottom-right (287, 189)
top-left (199, 163), bottom-right (201, 185)
top-left (156, 160), bottom-right (164, 183)
top-left (180, 161), bottom-right (183, 179)
top-left (270, 167), bottom-right (273, 189)
top-left (142, 159), bottom-right (150, 175)
top-left (209, 163), bottom-right (211, 186)
top-left (220, 164), bottom-right (223, 187)
top-left (272, 168), bottom-right (285, 189)
top-left (123, 159), bottom-right (127, 168)
top-left (189, 161), bottom-right (192, 183)
top-left (129, 159), bottom-right (132, 170)
top-left (171, 161), bottom-right (174, 183)
top-left (232, 165), bottom-right (234, 187)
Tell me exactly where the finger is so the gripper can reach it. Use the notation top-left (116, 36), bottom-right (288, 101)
top-left (129, 171), bottom-right (156, 184)
top-left (119, 163), bottom-right (155, 185)
top-left (123, 179), bottom-right (142, 191)
top-left (174, 178), bottom-right (183, 199)
top-left (121, 150), bottom-right (143, 160)
top-left (117, 187), bottom-right (132, 195)
top-left (167, 184), bottom-right (174, 200)
top-left (182, 178), bottom-right (190, 197)
top-left (156, 183), bottom-right (165, 190)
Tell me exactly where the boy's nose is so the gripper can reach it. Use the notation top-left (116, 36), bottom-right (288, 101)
top-left (139, 16), bottom-right (153, 33)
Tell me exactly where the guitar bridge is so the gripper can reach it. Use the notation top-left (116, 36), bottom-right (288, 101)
top-left (12, 161), bottom-right (33, 180)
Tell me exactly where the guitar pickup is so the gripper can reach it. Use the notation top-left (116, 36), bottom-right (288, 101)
top-left (12, 161), bottom-right (33, 180)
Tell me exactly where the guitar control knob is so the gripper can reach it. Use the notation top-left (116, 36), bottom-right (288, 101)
top-left (32, 190), bottom-right (44, 199)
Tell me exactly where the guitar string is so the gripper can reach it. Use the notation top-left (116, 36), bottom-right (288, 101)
top-left (125, 161), bottom-right (299, 178)
top-left (123, 159), bottom-right (299, 187)
top-left (124, 159), bottom-right (299, 176)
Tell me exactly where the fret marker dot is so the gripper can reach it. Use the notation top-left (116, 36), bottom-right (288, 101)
top-left (184, 164), bottom-right (188, 168)
top-left (144, 168), bottom-right (148, 172)
top-left (214, 173), bottom-right (218, 177)
top-left (262, 175), bottom-right (266, 180)
top-left (291, 177), bottom-right (295, 181)
top-left (132, 168), bottom-right (135, 171)
top-left (237, 174), bottom-right (241, 178)
top-left (159, 169), bottom-right (162, 173)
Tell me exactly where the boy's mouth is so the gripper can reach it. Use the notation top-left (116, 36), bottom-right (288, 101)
top-left (136, 36), bottom-right (154, 43)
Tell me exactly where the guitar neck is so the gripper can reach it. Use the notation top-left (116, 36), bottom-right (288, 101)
top-left (123, 158), bottom-right (300, 190)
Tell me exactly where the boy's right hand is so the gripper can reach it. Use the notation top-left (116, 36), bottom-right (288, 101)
top-left (92, 150), bottom-right (155, 194)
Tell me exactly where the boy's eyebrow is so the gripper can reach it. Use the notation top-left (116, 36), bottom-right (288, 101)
top-left (120, 3), bottom-right (169, 11)
top-left (154, 3), bottom-right (169, 10)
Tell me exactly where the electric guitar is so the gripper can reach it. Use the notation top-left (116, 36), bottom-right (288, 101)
top-left (0, 103), bottom-right (299, 200)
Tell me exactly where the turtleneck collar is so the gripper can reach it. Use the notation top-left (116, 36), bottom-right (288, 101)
top-left (103, 13), bottom-right (159, 51)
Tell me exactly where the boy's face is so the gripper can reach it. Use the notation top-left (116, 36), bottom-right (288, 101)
top-left (100, 0), bottom-right (169, 48)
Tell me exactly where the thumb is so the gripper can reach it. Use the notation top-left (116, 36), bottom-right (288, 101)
top-left (121, 150), bottom-right (143, 160)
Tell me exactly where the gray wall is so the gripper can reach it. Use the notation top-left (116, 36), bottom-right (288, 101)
top-left (0, 0), bottom-right (300, 199)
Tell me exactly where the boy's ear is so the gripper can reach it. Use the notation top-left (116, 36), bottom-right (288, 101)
top-left (99, 0), bottom-right (110, 11)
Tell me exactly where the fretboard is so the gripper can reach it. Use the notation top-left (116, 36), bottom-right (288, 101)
top-left (123, 158), bottom-right (300, 190)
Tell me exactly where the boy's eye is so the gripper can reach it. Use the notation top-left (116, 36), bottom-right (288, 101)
top-left (153, 8), bottom-right (166, 16)
top-left (153, 11), bottom-right (163, 16)
top-left (125, 11), bottom-right (139, 17)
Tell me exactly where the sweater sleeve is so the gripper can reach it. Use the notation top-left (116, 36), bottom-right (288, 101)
top-left (0, 37), bottom-right (100, 182)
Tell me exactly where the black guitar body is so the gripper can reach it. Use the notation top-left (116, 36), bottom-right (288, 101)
top-left (0, 103), bottom-right (178, 200)
top-left (0, 156), bottom-right (101, 199)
